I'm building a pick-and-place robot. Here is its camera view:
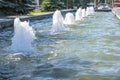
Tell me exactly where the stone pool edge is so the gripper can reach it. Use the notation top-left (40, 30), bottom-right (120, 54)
top-left (112, 7), bottom-right (120, 20)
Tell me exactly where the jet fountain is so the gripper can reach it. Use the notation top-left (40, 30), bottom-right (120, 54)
top-left (75, 8), bottom-right (83, 21)
top-left (86, 7), bottom-right (91, 16)
top-left (86, 7), bottom-right (94, 16)
top-left (50, 10), bottom-right (69, 35)
top-left (9, 18), bottom-right (36, 53)
top-left (89, 7), bottom-right (95, 14)
top-left (64, 12), bottom-right (76, 25)
top-left (82, 9), bottom-right (86, 18)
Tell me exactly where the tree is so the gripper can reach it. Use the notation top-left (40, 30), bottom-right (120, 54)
top-left (41, 0), bottom-right (94, 11)
top-left (80, 0), bottom-right (91, 8)
top-left (0, 0), bottom-right (35, 15)
top-left (60, 0), bottom-right (81, 9)
top-left (41, 0), bottom-right (65, 11)
top-left (60, 0), bottom-right (91, 9)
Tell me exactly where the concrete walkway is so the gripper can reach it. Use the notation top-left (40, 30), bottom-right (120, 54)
top-left (0, 9), bottom-right (76, 29)
top-left (112, 7), bottom-right (120, 20)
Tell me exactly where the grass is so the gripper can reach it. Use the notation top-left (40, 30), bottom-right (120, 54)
top-left (28, 9), bottom-right (42, 14)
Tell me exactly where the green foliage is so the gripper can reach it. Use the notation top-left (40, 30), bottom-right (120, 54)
top-left (28, 9), bottom-right (42, 14)
top-left (80, 0), bottom-right (91, 8)
top-left (0, 0), bottom-right (35, 15)
top-left (41, 0), bottom-right (65, 11)
top-left (60, 0), bottom-right (91, 9)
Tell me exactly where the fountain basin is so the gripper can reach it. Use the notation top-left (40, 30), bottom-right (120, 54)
top-left (0, 11), bottom-right (120, 80)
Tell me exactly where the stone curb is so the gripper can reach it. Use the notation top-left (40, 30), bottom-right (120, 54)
top-left (112, 8), bottom-right (120, 20)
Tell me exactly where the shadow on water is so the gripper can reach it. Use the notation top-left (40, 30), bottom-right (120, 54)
top-left (32, 63), bottom-right (77, 79)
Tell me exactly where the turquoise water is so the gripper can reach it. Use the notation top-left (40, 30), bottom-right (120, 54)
top-left (0, 12), bottom-right (120, 80)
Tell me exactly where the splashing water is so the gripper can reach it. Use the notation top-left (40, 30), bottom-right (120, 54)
top-left (86, 7), bottom-right (91, 16)
top-left (89, 7), bottom-right (95, 14)
top-left (75, 8), bottom-right (83, 21)
top-left (64, 12), bottom-right (76, 25)
top-left (9, 18), bottom-right (36, 53)
top-left (86, 7), bottom-right (94, 16)
top-left (82, 9), bottom-right (86, 18)
top-left (50, 10), bottom-right (69, 35)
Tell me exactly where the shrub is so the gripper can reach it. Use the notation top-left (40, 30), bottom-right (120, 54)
top-left (41, 0), bottom-right (65, 11)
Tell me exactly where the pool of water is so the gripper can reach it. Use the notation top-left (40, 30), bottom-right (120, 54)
top-left (0, 12), bottom-right (120, 80)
